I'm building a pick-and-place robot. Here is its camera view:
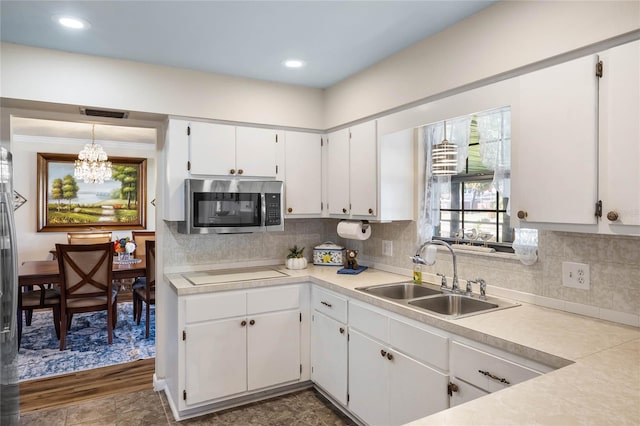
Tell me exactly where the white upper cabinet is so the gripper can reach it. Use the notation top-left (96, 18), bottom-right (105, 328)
top-left (349, 120), bottom-right (378, 217)
top-left (326, 127), bottom-right (352, 215)
top-left (235, 127), bottom-right (278, 178)
top-left (512, 40), bottom-right (640, 235)
top-left (512, 54), bottom-right (599, 226)
top-left (189, 121), bottom-right (235, 176)
top-left (284, 131), bottom-right (322, 216)
top-left (326, 120), bottom-right (413, 221)
top-left (598, 40), bottom-right (640, 233)
top-left (189, 124), bottom-right (277, 177)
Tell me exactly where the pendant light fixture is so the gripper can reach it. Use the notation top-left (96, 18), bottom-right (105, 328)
top-left (74, 124), bottom-right (112, 184)
top-left (431, 120), bottom-right (458, 175)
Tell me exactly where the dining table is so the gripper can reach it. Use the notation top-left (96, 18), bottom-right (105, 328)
top-left (18, 256), bottom-right (147, 288)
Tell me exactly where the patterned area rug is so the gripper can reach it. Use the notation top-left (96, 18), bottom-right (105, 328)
top-left (18, 302), bottom-right (155, 382)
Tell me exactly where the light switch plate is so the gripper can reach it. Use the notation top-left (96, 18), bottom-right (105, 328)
top-left (562, 262), bottom-right (590, 290)
top-left (382, 240), bottom-right (393, 257)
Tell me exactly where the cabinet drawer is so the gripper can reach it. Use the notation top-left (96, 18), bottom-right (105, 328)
top-left (349, 302), bottom-right (388, 343)
top-left (312, 287), bottom-right (347, 323)
top-left (451, 341), bottom-right (542, 393)
top-left (184, 291), bottom-right (246, 323)
top-left (247, 285), bottom-right (299, 315)
top-left (389, 318), bottom-right (448, 370)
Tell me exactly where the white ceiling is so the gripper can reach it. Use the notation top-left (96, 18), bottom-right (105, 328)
top-left (2, 1), bottom-right (496, 143)
top-left (0, 0), bottom-right (496, 89)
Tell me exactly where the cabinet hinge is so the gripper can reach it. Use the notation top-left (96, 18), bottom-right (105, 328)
top-left (187, 125), bottom-right (191, 136)
top-left (347, 333), bottom-right (350, 342)
top-left (595, 200), bottom-right (603, 218)
top-left (349, 131), bottom-right (352, 140)
top-left (276, 165), bottom-right (279, 175)
top-left (300, 364), bottom-right (302, 375)
top-left (182, 330), bottom-right (186, 341)
top-left (275, 134), bottom-right (278, 143)
top-left (596, 60), bottom-right (604, 78)
top-left (187, 161), bottom-right (191, 171)
top-left (311, 314), bottom-right (314, 322)
top-left (321, 202), bottom-right (323, 211)
top-left (299, 312), bottom-right (302, 322)
top-left (311, 366), bottom-right (314, 374)
top-left (347, 393), bottom-right (350, 402)
top-left (320, 137), bottom-right (323, 147)
top-left (183, 390), bottom-right (187, 400)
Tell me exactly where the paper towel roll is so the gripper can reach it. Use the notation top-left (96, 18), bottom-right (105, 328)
top-left (337, 220), bottom-right (372, 240)
top-left (424, 245), bottom-right (437, 266)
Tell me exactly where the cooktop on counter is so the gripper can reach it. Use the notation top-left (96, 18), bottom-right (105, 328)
top-left (183, 267), bottom-right (288, 285)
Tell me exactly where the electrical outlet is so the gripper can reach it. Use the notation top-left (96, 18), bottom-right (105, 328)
top-left (382, 240), bottom-right (393, 257)
top-left (562, 262), bottom-right (590, 290)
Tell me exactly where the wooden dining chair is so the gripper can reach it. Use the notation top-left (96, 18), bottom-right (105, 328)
top-left (134, 239), bottom-right (155, 339)
top-left (67, 231), bottom-right (113, 245)
top-left (17, 284), bottom-right (61, 349)
top-left (131, 231), bottom-right (154, 257)
top-left (131, 231), bottom-right (155, 319)
top-left (55, 242), bottom-right (118, 351)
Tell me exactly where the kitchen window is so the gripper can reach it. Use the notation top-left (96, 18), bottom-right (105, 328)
top-left (420, 107), bottom-right (512, 251)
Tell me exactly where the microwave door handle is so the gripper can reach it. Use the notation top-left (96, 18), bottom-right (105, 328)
top-left (260, 193), bottom-right (267, 227)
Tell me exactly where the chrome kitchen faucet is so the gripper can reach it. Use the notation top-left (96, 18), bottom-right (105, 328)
top-left (411, 239), bottom-right (460, 293)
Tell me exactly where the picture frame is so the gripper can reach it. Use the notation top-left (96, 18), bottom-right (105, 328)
top-left (37, 153), bottom-right (147, 232)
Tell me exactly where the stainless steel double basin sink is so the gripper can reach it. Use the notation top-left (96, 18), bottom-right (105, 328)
top-left (356, 282), bottom-right (519, 319)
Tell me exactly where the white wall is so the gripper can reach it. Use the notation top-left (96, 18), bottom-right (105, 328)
top-left (12, 133), bottom-right (156, 263)
top-left (0, 43), bottom-right (324, 130)
top-left (324, 0), bottom-right (640, 128)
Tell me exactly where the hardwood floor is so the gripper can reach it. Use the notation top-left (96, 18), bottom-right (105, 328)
top-left (19, 358), bottom-right (155, 413)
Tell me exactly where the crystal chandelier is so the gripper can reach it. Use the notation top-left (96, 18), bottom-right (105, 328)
top-left (74, 124), bottom-right (112, 184)
top-left (431, 120), bottom-right (458, 176)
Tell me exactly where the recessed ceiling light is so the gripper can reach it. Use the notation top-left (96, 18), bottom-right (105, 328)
top-left (53, 15), bottom-right (90, 30)
top-left (283, 59), bottom-right (305, 69)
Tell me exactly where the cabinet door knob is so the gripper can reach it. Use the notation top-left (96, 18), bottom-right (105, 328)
top-left (249, 319), bottom-right (255, 326)
top-left (386, 352), bottom-right (393, 361)
top-left (339, 327), bottom-right (345, 334)
top-left (230, 169), bottom-right (236, 175)
top-left (448, 382), bottom-right (459, 396)
top-left (342, 208), bottom-right (347, 214)
top-left (517, 210), bottom-right (528, 220)
top-left (241, 320), bottom-right (247, 327)
top-left (238, 169), bottom-right (244, 175)
top-left (368, 208), bottom-right (374, 214)
top-left (607, 211), bottom-right (619, 221)
top-left (287, 207), bottom-right (293, 213)
top-left (380, 349), bottom-right (387, 358)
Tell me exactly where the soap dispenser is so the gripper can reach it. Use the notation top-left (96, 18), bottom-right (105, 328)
top-left (413, 263), bottom-right (422, 284)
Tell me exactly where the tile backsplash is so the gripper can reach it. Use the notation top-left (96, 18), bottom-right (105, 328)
top-left (163, 217), bottom-right (639, 325)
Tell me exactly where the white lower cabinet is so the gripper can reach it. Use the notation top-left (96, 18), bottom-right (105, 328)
top-left (310, 286), bottom-right (348, 405)
top-left (348, 302), bottom-right (450, 425)
top-left (449, 340), bottom-right (552, 407)
top-left (175, 285), bottom-right (303, 412)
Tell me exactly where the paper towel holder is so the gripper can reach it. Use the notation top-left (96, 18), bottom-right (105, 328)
top-left (339, 219), bottom-right (370, 233)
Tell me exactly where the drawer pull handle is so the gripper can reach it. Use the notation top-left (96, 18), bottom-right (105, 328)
top-left (478, 369), bottom-right (510, 385)
top-left (241, 320), bottom-right (247, 327)
top-left (249, 319), bottom-right (255, 326)
top-left (339, 327), bottom-right (345, 334)
top-left (380, 349), bottom-right (387, 358)
top-left (386, 352), bottom-right (393, 361)
top-left (320, 301), bottom-right (332, 308)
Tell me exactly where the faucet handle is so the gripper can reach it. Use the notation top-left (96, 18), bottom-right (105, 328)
top-left (465, 280), bottom-right (475, 296)
top-left (477, 278), bottom-right (487, 299)
top-left (436, 273), bottom-right (448, 290)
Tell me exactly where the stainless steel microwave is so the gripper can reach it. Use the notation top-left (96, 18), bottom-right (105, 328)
top-left (178, 179), bottom-right (284, 234)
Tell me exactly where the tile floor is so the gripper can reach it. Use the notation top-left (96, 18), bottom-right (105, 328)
top-left (19, 388), bottom-right (356, 425)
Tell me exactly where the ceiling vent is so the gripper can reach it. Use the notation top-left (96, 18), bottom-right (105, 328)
top-left (80, 107), bottom-right (129, 119)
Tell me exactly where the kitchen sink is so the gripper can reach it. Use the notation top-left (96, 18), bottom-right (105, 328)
top-left (356, 282), bottom-right (442, 300)
top-left (356, 283), bottom-right (520, 319)
top-left (408, 294), bottom-right (498, 316)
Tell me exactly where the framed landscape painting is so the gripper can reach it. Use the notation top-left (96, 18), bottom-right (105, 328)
top-left (37, 153), bottom-right (147, 232)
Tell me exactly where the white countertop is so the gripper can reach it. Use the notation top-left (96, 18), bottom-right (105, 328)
top-left (165, 264), bottom-right (640, 424)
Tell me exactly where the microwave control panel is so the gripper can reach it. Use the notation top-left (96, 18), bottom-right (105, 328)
top-left (265, 193), bottom-right (282, 226)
